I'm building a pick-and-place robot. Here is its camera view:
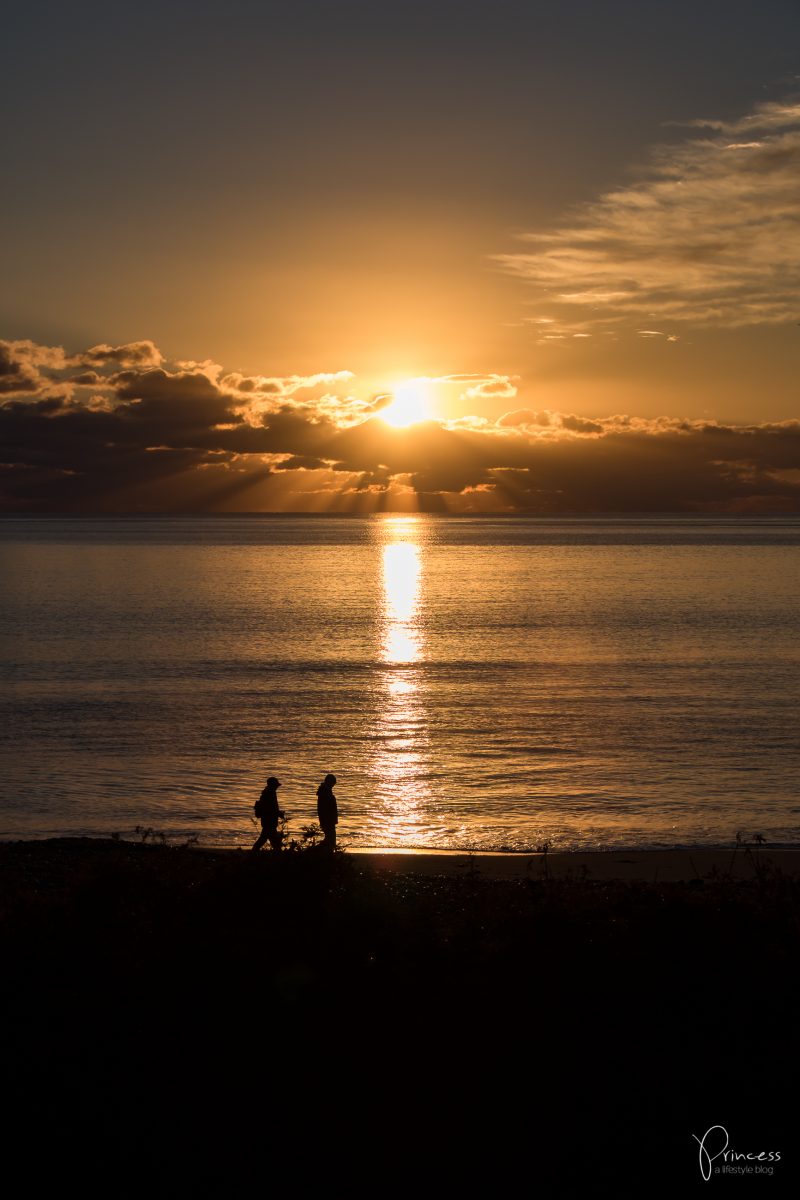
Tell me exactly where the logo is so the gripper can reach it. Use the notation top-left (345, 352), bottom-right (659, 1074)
top-left (692, 1126), bottom-right (781, 1180)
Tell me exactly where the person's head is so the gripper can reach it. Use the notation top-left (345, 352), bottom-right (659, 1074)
top-left (324, 773), bottom-right (337, 787)
top-left (267, 776), bottom-right (281, 789)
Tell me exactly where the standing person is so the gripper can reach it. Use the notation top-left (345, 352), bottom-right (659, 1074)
top-left (252, 776), bottom-right (285, 852)
top-left (316, 773), bottom-right (338, 852)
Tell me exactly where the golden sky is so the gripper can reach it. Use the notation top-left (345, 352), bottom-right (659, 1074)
top-left (2, 2), bottom-right (799, 511)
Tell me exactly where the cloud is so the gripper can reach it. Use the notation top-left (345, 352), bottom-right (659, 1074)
top-left (81, 341), bottom-right (164, 368)
top-left (220, 369), bottom-right (353, 398)
top-left (497, 409), bottom-right (606, 434)
top-left (2, 336), bottom-right (800, 513)
top-left (459, 374), bottom-right (518, 401)
top-left (497, 408), bottom-right (553, 428)
top-left (317, 413), bottom-right (800, 512)
top-left (559, 414), bottom-right (604, 435)
top-left (0, 339), bottom-right (71, 395)
top-left (0, 339), bottom-right (346, 510)
top-left (497, 97), bottom-right (800, 331)
top-left (0, 342), bottom-right (40, 395)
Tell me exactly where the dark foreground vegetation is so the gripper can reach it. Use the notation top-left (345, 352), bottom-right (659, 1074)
top-left (2, 839), bottom-right (796, 1189)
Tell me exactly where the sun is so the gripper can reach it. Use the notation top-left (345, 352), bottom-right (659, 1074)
top-left (381, 379), bottom-right (432, 428)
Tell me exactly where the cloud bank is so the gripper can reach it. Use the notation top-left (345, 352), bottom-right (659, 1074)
top-left (498, 98), bottom-right (800, 334)
top-left (2, 337), bottom-right (800, 513)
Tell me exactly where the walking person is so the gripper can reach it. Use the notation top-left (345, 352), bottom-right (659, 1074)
top-left (252, 776), bottom-right (285, 851)
top-left (316, 773), bottom-right (338, 852)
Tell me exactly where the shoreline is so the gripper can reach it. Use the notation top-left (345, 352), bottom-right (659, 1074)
top-left (2, 836), bottom-right (798, 881)
top-left (351, 846), bottom-right (800, 881)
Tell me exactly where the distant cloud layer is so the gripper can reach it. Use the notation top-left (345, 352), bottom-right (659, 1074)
top-left (498, 98), bottom-right (800, 334)
top-left (2, 337), bottom-right (800, 513)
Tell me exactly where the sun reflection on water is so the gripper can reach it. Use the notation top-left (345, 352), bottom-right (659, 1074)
top-left (364, 517), bottom-right (440, 846)
top-left (382, 541), bottom-right (422, 663)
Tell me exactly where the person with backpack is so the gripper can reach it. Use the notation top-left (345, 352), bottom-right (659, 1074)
top-left (316, 773), bottom-right (338, 852)
top-left (252, 776), bottom-right (285, 852)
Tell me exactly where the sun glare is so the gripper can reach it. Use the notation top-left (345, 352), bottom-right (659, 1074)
top-left (381, 380), bottom-right (431, 428)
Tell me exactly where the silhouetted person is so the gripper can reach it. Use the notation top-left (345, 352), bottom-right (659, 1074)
top-left (316, 773), bottom-right (338, 852)
top-left (252, 776), bottom-right (285, 851)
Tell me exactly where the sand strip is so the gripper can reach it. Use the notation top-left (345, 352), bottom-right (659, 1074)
top-left (350, 846), bottom-right (800, 882)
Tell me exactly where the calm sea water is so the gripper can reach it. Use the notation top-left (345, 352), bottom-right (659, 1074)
top-left (1, 515), bottom-right (799, 851)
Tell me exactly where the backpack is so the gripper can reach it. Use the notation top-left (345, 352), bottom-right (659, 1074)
top-left (254, 794), bottom-right (267, 818)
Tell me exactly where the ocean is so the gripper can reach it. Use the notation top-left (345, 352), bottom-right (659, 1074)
top-left (1, 514), bottom-right (798, 851)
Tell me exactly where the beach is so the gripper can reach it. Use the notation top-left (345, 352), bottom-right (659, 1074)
top-left (355, 845), bottom-right (800, 881)
top-left (7, 835), bottom-right (799, 880)
top-left (2, 834), bottom-right (796, 1185)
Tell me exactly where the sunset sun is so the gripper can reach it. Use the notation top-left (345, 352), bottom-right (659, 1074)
top-left (381, 379), bottom-right (432, 427)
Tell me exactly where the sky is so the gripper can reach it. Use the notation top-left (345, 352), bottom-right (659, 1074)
top-left (2, 0), bottom-right (800, 512)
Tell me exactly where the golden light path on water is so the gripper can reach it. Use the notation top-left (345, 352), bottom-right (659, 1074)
top-left (364, 517), bottom-right (442, 846)
top-left (382, 539), bottom-right (422, 665)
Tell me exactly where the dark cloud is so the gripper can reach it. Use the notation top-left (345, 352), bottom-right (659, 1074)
top-left (68, 370), bottom-right (104, 386)
top-left (560, 414), bottom-right (604, 435)
top-left (0, 340), bottom-right (340, 509)
top-left (0, 341), bottom-right (40, 394)
top-left (2, 337), bottom-right (800, 513)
